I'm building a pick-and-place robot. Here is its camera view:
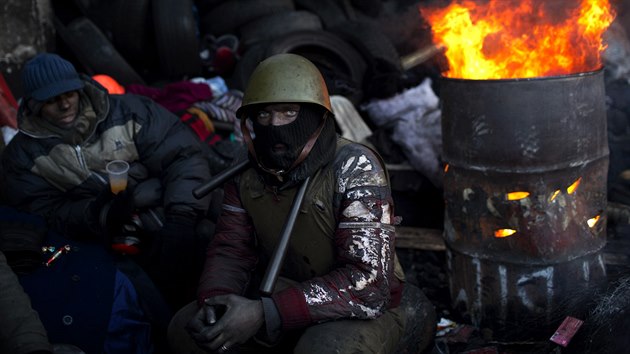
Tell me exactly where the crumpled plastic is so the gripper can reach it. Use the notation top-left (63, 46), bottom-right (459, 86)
top-left (362, 78), bottom-right (443, 187)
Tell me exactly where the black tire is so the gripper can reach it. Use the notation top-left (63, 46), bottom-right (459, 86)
top-left (293, 0), bottom-right (347, 28)
top-left (111, 0), bottom-right (155, 67)
top-left (239, 10), bottom-right (322, 48)
top-left (265, 30), bottom-right (367, 104)
top-left (194, 0), bottom-right (228, 15)
top-left (350, 0), bottom-right (382, 18)
top-left (226, 42), bottom-right (269, 91)
top-left (55, 16), bottom-right (146, 86)
top-left (330, 19), bottom-right (404, 100)
top-left (72, 0), bottom-right (116, 35)
top-left (199, 0), bottom-right (295, 37)
top-left (152, 0), bottom-right (202, 80)
top-left (330, 19), bottom-right (401, 71)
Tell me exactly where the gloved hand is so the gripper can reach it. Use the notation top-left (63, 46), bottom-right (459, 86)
top-left (89, 187), bottom-right (135, 239)
top-left (186, 295), bottom-right (264, 353)
top-left (185, 303), bottom-right (221, 352)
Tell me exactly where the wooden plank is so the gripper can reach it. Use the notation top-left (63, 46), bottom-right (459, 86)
top-left (604, 252), bottom-right (630, 266)
top-left (396, 226), bottom-right (445, 251)
top-left (607, 202), bottom-right (630, 225)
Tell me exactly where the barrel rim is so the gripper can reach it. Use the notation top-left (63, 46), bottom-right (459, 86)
top-left (439, 67), bottom-right (603, 83)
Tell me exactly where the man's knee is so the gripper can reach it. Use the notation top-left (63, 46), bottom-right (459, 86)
top-left (294, 308), bottom-right (404, 354)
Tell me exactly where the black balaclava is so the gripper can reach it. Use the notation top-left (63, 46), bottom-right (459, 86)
top-left (251, 103), bottom-right (337, 188)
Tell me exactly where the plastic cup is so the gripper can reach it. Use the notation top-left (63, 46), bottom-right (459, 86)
top-left (106, 160), bottom-right (129, 194)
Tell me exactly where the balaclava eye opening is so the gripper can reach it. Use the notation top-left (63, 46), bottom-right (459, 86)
top-left (250, 103), bottom-right (337, 187)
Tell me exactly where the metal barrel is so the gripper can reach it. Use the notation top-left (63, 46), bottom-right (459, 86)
top-left (440, 70), bottom-right (609, 339)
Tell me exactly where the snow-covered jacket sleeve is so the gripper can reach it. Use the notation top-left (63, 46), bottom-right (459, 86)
top-left (272, 145), bottom-right (400, 329)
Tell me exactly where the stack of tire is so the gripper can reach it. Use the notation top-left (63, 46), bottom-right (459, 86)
top-left (198, 0), bottom-right (404, 105)
top-left (53, 0), bottom-right (202, 86)
top-left (53, 0), bottom-right (405, 107)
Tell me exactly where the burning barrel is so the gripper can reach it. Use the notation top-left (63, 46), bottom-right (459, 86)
top-left (441, 70), bottom-right (609, 338)
top-left (420, 0), bottom-right (615, 341)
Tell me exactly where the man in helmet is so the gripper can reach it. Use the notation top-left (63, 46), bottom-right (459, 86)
top-left (168, 53), bottom-right (419, 353)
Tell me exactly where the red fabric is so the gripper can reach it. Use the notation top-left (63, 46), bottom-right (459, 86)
top-left (0, 73), bottom-right (17, 128)
top-left (92, 74), bottom-right (126, 94)
top-left (213, 47), bottom-right (236, 75)
top-left (181, 112), bottom-right (210, 140)
top-left (272, 287), bottom-right (312, 330)
top-left (197, 181), bottom-right (258, 304)
top-left (0, 73), bottom-right (17, 108)
top-left (207, 134), bottom-right (221, 146)
top-left (180, 112), bottom-right (222, 146)
top-left (389, 278), bottom-right (403, 308)
top-left (126, 81), bottom-right (213, 114)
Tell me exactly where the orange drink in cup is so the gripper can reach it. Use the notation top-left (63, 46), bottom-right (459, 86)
top-left (106, 160), bottom-right (129, 194)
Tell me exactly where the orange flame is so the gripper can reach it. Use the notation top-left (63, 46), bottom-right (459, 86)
top-left (567, 177), bottom-right (582, 194)
top-left (587, 214), bottom-right (601, 228)
top-left (421, 0), bottom-right (615, 79)
top-left (495, 228), bottom-right (517, 238)
top-left (507, 191), bottom-right (529, 200)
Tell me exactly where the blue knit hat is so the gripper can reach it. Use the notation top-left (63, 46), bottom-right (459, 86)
top-left (22, 53), bottom-right (85, 101)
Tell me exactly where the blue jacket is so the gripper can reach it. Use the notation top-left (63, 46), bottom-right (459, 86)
top-left (1, 206), bottom-right (158, 353)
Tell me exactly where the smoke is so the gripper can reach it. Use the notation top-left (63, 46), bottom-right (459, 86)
top-left (567, 276), bottom-right (630, 353)
top-left (538, 0), bottom-right (582, 24)
top-left (421, 0), bottom-right (584, 25)
top-left (603, 20), bottom-right (630, 82)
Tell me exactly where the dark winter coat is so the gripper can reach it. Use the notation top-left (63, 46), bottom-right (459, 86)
top-left (198, 137), bottom-right (404, 330)
top-left (0, 78), bottom-right (211, 238)
top-left (0, 250), bottom-right (51, 354)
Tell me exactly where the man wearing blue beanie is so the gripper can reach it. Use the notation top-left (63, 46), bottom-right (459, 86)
top-left (22, 53), bottom-right (85, 102)
top-left (1, 53), bottom-right (213, 314)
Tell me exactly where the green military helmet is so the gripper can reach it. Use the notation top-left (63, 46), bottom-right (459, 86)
top-left (236, 53), bottom-right (332, 118)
